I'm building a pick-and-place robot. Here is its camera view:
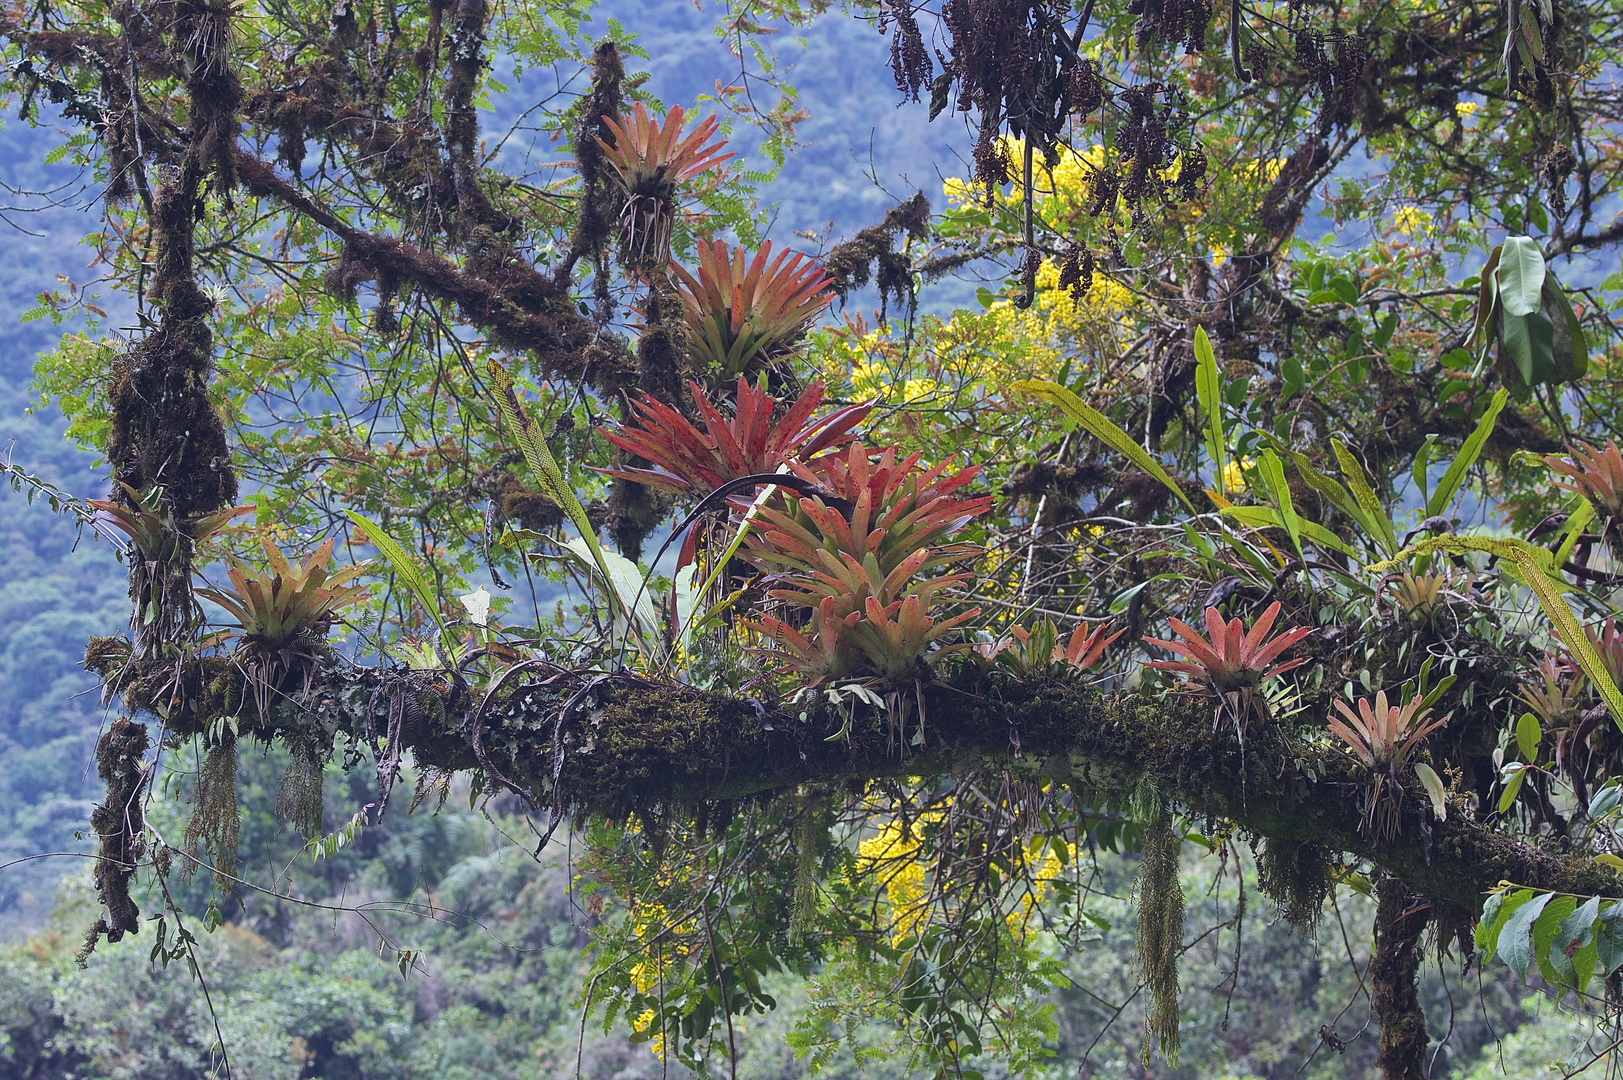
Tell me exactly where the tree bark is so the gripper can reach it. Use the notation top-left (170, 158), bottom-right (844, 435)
top-left (1372, 872), bottom-right (1432, 1080)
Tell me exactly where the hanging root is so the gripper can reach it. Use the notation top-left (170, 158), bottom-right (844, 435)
top-left (276, 738), bottom-right (326, 839)
top-left (183, 727), bottom-right (240, 886)
top-left (81, 717), bottom-right (151, 964)
top-left (1135, 808), bottom-right (1184, 1065)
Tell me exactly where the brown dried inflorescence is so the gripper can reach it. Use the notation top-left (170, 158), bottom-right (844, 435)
top-left (880, 0), bottom-right (932, 100)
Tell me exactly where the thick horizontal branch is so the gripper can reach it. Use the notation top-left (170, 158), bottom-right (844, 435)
top-left (86, 637), bottom-right (1620, 915)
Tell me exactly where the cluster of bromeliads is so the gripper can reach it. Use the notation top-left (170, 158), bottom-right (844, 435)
top-left (72, 102), bottom-right (1623, 1008)
top-left (92, 350), bottom-right (1623, 824)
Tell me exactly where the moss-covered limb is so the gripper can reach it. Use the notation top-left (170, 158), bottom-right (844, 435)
top-left (85, 640), bottom-right (1621, 913)
top-left (233, 155), bottom-right (637, 393)
top-left (85, 717), bottom-right (150, 957)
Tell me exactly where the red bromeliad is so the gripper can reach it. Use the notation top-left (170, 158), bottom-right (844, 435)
top-left (978, 619), bottom-right (1125, 676)
top-left (671, 240), bottom-right (835, 378)
top-left (1547, 440), bottom-right (1623, 518)
top-left (597, 376), bottom-right (872, 498)
top-left (596, 103), bottom-right (734, 267)
top-left (1143, 602), bottom-right (1312, 692)
top-left (1328, 691), bottom-right (1445, 769)
top-left (742, 444), bottom-right (991, 684)
top-left (1143, 601), bottom-right (1313, 732)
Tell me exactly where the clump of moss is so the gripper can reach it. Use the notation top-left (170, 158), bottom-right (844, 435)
top-left (1135, 807), bottom-right (1184, 1066)
top-left (82, 716), bottom-right (151, 964)
top-left (183, 726), bottom-right (240, 887)
top-left (1257, 838), bottom-right (1333, 932)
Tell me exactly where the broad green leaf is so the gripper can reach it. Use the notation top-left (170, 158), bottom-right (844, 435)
top-left (1533, 894), bottom-right (1577, 987)
top-left (1194, 326), bottom-right (1226, 494)
top-left (1498, 766), bottom-right (1526, 813)
top-left (1516, 711), bottom-right (1541, 761)
top-left (672, 565), bottom-right (700, 653)
top-left (1477, 888), bottom-right (1530, 958)
top-left (1011, 379), bottom-right (1194, 511)
top-left (1543, 272), bottom-right (1590, 380)
top-left (1589, 781), bottom-right (1622, 821)
top-left (561, 537), bottom-right (658, 645)
top-left (1551, 895), bottom-right (1601, 993)
top-left (1373, 311), bottom-right (1398, 349)
top-left (1501, 309), bottom-right (1556, 386)
top-left (1499, 891), bottom-right (1553, 980)
top-left (1414, 762), bottom-right (1447, 821)
top-left (1596, 902), bottom-right (1623, 975)
top-left (1496, 236), bottom-right (1547, 317)
top-left (1411, 435), bottom-right (1437, 509)
top-left (1427, 389), bottom-right (1507, 519)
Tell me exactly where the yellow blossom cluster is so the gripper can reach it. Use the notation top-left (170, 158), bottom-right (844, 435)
top-left (854, 807), bottom-right (1067, 946)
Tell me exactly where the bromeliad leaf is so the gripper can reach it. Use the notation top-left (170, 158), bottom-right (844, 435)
top-left (1011, 379), bottom-right (1194, 512)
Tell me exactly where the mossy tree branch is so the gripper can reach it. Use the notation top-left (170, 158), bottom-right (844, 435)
top-left (86, 638), bottom-right (1621, 916)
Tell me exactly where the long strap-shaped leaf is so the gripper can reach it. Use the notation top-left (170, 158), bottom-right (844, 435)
top-left (1427, 389), bottom-right (1508, 519)
top-left (344, 510), bottom-right (448, 636)
top-left (1010, 379), bottom-right (1194, 512)
top-left (486, 359), bottom-right (627, 633)
top-left (1221, 505), bottom-right (1357, 557)
top-left (1257, 450), bottom-right (1301, 557)
top-left (1330, 439), bottom-right (1399, 555)
top-left (1194, 327), bottom-right (1226, 497)
top-left (1510, 547), bottom-right (1623, 731)
top-left (1366, 533), bottom-right (1556, 575)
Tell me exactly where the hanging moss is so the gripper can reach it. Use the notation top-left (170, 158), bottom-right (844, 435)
top-left (1257, 837), bottom-right (1333, 932)
top-left (1371, 872), bottom-right (1430, 1080)
top-left (789, 797), bottom-right (820, 946)
top-left (81, 716), bottom-right (150, 964)
top-left (276, 737), bottom-right (326, 839)
top-left (1135, 809), bottom-right (1184, 1066)
top-left (182, 727), bottom-right (240, 887)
